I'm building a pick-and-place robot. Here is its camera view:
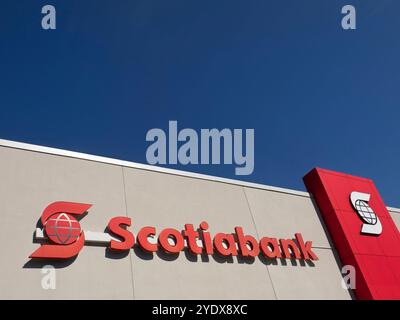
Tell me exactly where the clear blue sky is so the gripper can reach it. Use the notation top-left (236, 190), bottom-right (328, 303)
top-left (1, 0), bottom-right (400, 206)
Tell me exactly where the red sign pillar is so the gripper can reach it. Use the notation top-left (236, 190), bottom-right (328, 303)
top-left (303, 168), bottom-right (400, 300)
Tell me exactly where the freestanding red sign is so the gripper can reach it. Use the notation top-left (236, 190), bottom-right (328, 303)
top-left (304, 168), bottom-right (400, 300)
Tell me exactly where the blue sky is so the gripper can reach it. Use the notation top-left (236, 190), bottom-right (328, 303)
top-left (1, 0), bottom-right (400, 206)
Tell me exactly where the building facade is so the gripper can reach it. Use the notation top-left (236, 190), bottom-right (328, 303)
top-left (0, 139), bottom-right (399, 299)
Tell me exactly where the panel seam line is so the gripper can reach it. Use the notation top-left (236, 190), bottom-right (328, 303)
top-left (242, 187), bottom-right (279, 300)
top-left (121, 166), bottom-right (136, 300)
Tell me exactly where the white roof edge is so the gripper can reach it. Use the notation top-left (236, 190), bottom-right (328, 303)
top-left (0, 138), bottom-right (311, 198)
top-left (2, 138), bottom-right (400, 212)
top-left (387, 207), bottom-right (400, 214)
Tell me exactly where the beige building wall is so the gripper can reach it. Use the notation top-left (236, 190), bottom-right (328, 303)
top-left (0, 141), bottom-right (398, 299)
top-left (389, 209), bottom-right (400, 230)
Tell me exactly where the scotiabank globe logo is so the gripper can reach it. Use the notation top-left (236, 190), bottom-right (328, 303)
top-left (350, 191), bottom-right (382, 235)
top-left (30, 202), bottom-right (91, 259)
top-left (45, 213), bottom-right (81, 245)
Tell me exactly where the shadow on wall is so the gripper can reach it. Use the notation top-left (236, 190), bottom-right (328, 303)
top-left (108, 244), bottom-right (315, 267)
top-left (23, 257), bottom-right (78, 269)
top-left (23, 225), bottom-right (316, 269)
top-left (22, 243), bottom-right (315, 269)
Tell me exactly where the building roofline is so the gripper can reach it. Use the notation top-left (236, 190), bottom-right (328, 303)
top-left (1, 138), bottom-right (399, 213)
top-left (387, 207), bottom-right (400, 214)
top-left (0, 138), bottom-right (310, 197)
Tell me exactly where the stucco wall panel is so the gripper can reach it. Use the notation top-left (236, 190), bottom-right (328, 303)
top-left (0, 146), bottom-right (134, 299)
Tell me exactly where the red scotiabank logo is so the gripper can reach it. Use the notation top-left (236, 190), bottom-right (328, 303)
top-left (30, 201), bottom-right (318, 262)
top-left (30, 202), bottom-right (91, 259)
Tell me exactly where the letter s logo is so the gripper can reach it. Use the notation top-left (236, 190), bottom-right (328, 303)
top-left (350, 192), bottom-right (382, 235)
top-left (29, 202), bottom-right (92, 259)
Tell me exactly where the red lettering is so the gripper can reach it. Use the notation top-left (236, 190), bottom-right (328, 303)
top-left (214, 233), bottom-right (238, 256)
top-left (158, 228), bottom-right (184, 254)
top-left (295, 233), bottom-right (318, 260)
top-left (280, 239), bottom-right (301, 259)
top-left (235, 226), bottom-right (259, 257)
top-left (107, 216), bottom-right (135, 251)
top-left (102, 218), bottom-right (314, 262)
top-left (200, 221), bottom-right (213, 255)
top-left (259, 237), bottom-right (282, 258)
top-left (137, 226), bottom-right (158, 252)
top-left (183, 224), bottom-right (202, 254)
